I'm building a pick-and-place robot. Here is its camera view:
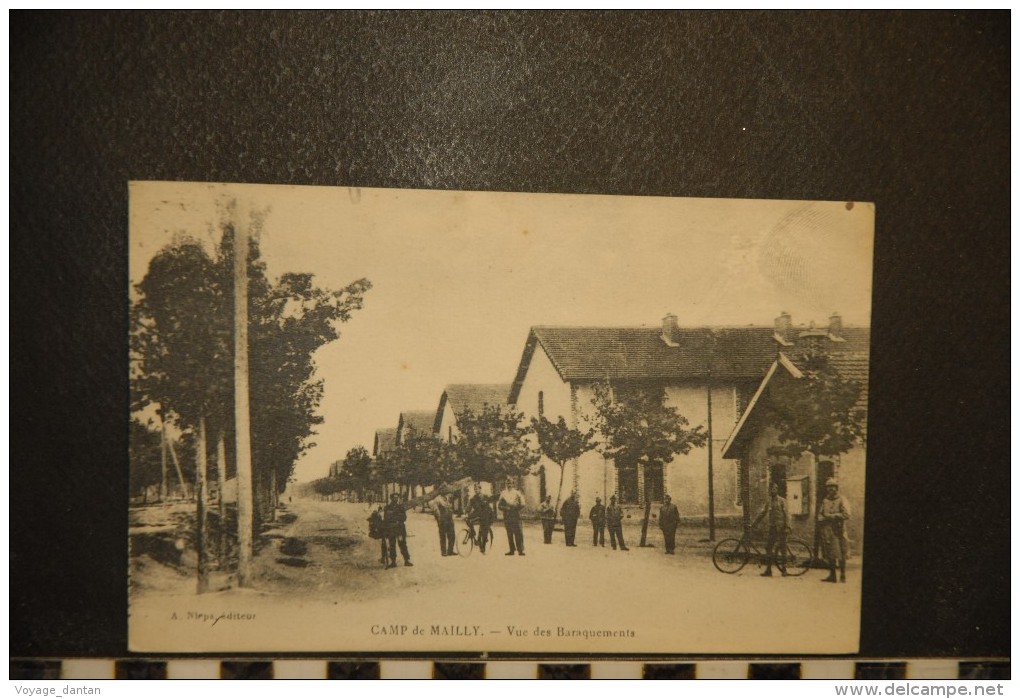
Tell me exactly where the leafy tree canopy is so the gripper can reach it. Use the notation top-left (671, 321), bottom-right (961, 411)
top-left (591, 382), bottom-right (707, 470)
top-left (454, 405), bottom-right (541, 485)
top-left (764, 347), bottom-right (866, 459)
top-left (531, 415), bottom-right (598, 510)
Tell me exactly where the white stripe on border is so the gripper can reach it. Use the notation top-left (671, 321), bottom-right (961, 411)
top-left (379, 661), bottom-right (433, 679)
top-left (484, 662), bottom-right (539, 679)
top-left (906, 660), bottom-right (961, 679)
top-left (165, 660), bottom-right (221, 679)
top-left (693, 661), bottom-right (749, 679)
top-left (274, 660), bottom-right (329, 679)
top-left (590, 662), bottom-right (643, 679)
top-left (60, 660), bottom-right (115, 679)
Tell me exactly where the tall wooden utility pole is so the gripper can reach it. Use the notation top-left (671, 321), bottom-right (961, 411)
top-left (216, 429), bottom-right (228, 562)
top-left (195, 416), bottom-right (210, 593)
top-left (160, 414), bottom-right (168, 502)
top-left (706, 370), bottom-right (716, 542)
top-left (706, 330), bottom-right (717, 542)
top-left (233, 202), bottom-right (255, 587)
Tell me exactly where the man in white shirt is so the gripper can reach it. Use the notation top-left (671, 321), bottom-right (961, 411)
top-left (497, 478), bottom-right (526, 556)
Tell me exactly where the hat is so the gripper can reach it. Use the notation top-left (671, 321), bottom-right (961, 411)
top-left (825, 478), bottom-right (839, 487)
top-left (390, 493), bottom-right (399, 499)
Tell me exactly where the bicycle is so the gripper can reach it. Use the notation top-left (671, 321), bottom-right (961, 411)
top-left (457, 522), bottom-right (494, 557)
top-left (712, 527), bottom-right (813, 575)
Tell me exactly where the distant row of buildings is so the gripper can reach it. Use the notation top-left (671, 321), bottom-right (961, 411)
top-left (370, 312), bottom-right (869, 553)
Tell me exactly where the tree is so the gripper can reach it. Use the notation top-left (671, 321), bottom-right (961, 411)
top-left (129, 419), bottom-right (164, 503)
top-left (388, 433), bottom-right (462, 507)
top-left (764, 347), bottom-right (867, 462)
top-left (453, 405), bottom-right (541, 488)
top-left (531, 415), bottom-right (598, 514)
top-left (339, 446), bottom-right (374, 501)
top-left (131, 211), bottom-right (372, 588)
top-left (214, 222), bottom-right (372, 524)
top-left (591, 382), bottom-right (707, 547)
top-left (131, 238), bottom-right (230, 591)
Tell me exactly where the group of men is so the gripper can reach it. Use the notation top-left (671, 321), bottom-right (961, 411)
top-left (368, 477), bottom-right (851, 584)
top-left (367, 493), bottom-right (414, 569)
top-left (748, 477), bottom-right (851, 582)
top-left (538, 492), bottom-right (633, 550)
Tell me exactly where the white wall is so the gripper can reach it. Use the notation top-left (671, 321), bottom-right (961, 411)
top-left (514, 344), bottom-right (573, 509)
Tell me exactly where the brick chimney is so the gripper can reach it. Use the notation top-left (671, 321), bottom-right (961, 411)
top-left (661, 313), bottom-right (679, 347)
top-left (774, 311), bottom-right (793, 345)
top-left (828, 312), bottom-right (843, 338)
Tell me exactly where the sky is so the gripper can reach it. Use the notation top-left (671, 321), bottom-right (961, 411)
top-left (130, 182), bottom-right (874, 483)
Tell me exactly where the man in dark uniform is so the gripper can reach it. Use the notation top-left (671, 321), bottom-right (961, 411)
top-left (589, 496), bottom-right (606, 546)
top-left (755, 481), bottom-right (791, 576)
top-left (497, 478), bottom-right (526, 556)
top-left (538, 495), bottom-right (556, 544)
top-left (658, 494), bottom-right (680, 554)
top-left (383, 493), bottom-right (413, 568)
top-left (368, 505), bottom-right (388, 565)
top-left (560, 492), bottom-right (580, 546)
top-left (606, 495), bottom-right (629, 551)
top-left (466, 485), bottom-right (494, 554)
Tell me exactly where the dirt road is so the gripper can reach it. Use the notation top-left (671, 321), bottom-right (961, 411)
top-left (129, 496), bottom-right (861, 655)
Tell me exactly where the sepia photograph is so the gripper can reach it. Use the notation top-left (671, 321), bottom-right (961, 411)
top-left (128, 181), bottom-right (873, 654)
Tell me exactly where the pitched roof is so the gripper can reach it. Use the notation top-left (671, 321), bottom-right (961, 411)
top-left (433, 383), bottom-right (511, 432)
top-left (509, 325), bottom-right (780, 403)
top-left (721, 338), bottom-right (871, 459)
top-left (373, 428), bottom-right (398, 456)
top-left (397, 410), bottom-right (436, 442)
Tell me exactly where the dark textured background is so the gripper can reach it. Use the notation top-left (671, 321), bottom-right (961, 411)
top-left (11, 11), bottom-right (1009, 658)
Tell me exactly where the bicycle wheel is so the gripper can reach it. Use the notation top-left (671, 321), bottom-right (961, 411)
top-left (458, 529), bottom-right (474, 557)
top-left (712, 538), bottom-right (749, 574)
top-left (781, 539), bottom-right (813, 576)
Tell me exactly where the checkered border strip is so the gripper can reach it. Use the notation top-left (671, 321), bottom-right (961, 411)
top-left (9, 659), bottom-right (1009, 679)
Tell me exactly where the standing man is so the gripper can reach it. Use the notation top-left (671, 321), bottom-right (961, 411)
top-left (383, 492), bottom-right (413, 568)
top-left (589, 497), bottom-right (606, 547)
top-left (658, 494), bottom-right (681, 555)
top-left (498, 478), bottom-right (526, 556)
top-left (432, 492), bottom-right (456, 557)
top-left (368, 505), bottom-right (388, 565)
top-left (606, 495), bottom-right (629, 551)
top-left (756, 482), bottom-right (790, 576)
top-left (538, 495), bottom-right (556, 544)
top-left (560, 492), bottom-right (580, 547)
top-left (817, 478), bottom-right (850, 583)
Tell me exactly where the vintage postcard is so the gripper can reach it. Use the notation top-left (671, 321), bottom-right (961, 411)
top-left (128, 182), bottom-right (873, 654)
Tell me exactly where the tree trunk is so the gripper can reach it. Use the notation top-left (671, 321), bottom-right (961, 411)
top-left (269, 466), bottom-right (277, 522)
top-left (553, 461), bottom-right (567, 520)
top-left (216, 429), bottom-right (228, 565)
top-left (195, 416), bottom-right (210, 593)
top-left (639, 465), bottom-right (653, 547)
top-left (160, 417), bottom-right (168, 503)
top-left (706, 377), bottom-right (716, 541)
top-left (233, 202), bottom-right (255, 588)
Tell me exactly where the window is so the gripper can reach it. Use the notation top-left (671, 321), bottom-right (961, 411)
top-left (644, 463), bottom-right (664, 503)
top-left (617, 464), bottom-right (639, 505)
top-left (537, 391), bottom-right (544, 418)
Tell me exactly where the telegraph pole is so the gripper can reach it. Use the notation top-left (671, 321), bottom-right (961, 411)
top-left (706, 368), bottom-right (716, 542)
top-left (233, 201), bottom-right (254, 587)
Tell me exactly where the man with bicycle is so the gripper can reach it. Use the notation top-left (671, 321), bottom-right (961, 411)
top-left (755, 481), bottom-right (790, 577)
top-left (466, 484), bottom-right (494, 554)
